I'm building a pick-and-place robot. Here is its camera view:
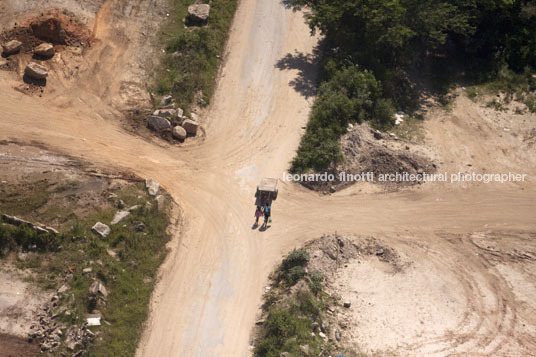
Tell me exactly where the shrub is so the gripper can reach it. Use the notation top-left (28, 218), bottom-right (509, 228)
top-left (307, 270), bottom-right (324, 295)
top-left (291, 66), bottom-right (394, 172)
top-left (281, 249), bottom-right (310, 271)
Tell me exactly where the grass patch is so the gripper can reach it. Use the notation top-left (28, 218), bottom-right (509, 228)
top-left (153, 0), bottom-right (238, 110)
top-left (254, 249), bottom-right (340, 357)
top-left (468, 67), bottom-right (536, 113)
top-left (1, 181), bottom-right (173, 356)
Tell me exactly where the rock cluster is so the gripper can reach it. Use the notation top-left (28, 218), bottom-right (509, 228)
top-left (28, 282), bottom-right (95, 354)
top-left (146, 96), bottom-right (200, 141)
top-left (28, 295), bottom-right (65, 353)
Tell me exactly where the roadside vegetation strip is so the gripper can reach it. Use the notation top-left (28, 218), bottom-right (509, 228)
top-left (289, 0), bottom-right (536, 173)
top-left (0, 178), bottom-right (173, 356)
top-left (254, 249), bottom-right (333, 357)
top-left (153, 0), bottom-right (238, 111)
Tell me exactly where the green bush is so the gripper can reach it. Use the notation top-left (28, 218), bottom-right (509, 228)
top-left (291, 66), bottom-right (394, 172)
top-left (289, 0), bottom-right (536, 173)
top-left (255, 306), bottom-right (316, 357)
top-left (307, 270), bottom-right (324, 295)
top-left (281, 248), bottom-right (310, 271)
top-left (0, 223), bottom-right (62, 255)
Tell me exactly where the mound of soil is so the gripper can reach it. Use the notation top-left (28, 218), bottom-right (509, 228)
top-left (304, 234), bottom-right (402, 281)
top-left (1, 9), bottom-right (92, 54)
top-left (304, 123), bottom-right (436, 193)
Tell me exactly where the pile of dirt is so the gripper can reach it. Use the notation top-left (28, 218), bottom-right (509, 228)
top-left (1, 9), bottom-right (92, 54)
top-left (303, 123), bottom-right (437, 193)
top-left (304, 234), bottom-right (402, 281)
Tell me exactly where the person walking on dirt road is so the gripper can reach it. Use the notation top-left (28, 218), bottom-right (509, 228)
top-left (263, 204), bottom-right (271, 227)
top-left (254, 206), bottom-right (262, 226)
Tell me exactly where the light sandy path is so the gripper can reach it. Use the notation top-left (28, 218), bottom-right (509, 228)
top-left (1, 0), bottom-right (535, 356)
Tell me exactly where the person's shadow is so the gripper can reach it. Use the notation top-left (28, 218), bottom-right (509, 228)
top-left (259, 224), bottom-right (271, 232)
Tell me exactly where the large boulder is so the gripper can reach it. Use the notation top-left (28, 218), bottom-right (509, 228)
top-left (2, 40), bottom-right (22, 55)
top-left (34, 43), bottom-right (55, 57)
top-left (182, 119), bottom-right (199, 135)
top-left (188, 4), bottom-right (210, 22)
top-left (172, 125), bottom-right (187, 140)
top-left (147, 115), bottom-right (171, 132)
top-left (91, 222), bottom-right (110, 238)
top-left (24, 62), bottom-right (48, 80)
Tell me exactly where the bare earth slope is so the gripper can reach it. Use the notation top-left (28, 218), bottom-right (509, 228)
top-left (0, 0), bottom-right (535, 356)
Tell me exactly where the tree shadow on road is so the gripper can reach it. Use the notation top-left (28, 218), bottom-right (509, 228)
top-left (280, 0), bottom-right (303, 12)
top-left (275, 47), bottom-right (320, 99)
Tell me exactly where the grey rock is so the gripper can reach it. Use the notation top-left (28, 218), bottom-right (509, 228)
top-left (161, 95), bottom-right (173, 105)
top-left (34, 226), bottom-right (49, 234)
top-left (188, 4), bottom-right (210, 22)
top-left (25, 62), bottom-right (48, 80)
top-left (91, 222), bottom-right (110, 238)
top-left (335, 328), bottom-right (341, 341)
top-left (182, 119), bottom-right (199, 135)
top-left (145, 178), bottom-right (160, 196)
top-left (45, 226), bottom-right (59, 235)
top-left (133, 221), bottom-right (145, 232)
top-left (299, 344), bottom-right (311, 356)
top-left (57, 284), bottom-right (69, 294)
top-left (190, 112), bottom-right (199, 122)
top-left (82, 268), bottom-right (92, 274)
top-left (153, 108), bottom-right (176, 118)
top-left (34, 43), bottom-right (55, 57)
top-left (88, 281), bottom-right (108, 297)
top-left (280, 353), bottom-right (290, 357)
top-left (127, 205), bottom-right (140, 212)
top-left (172, 125), bottom-right (187, 140)
top-left (2, 40), bottom-right (22, 55)
top-left (147, 115), bottom-right (171, 132)
top-left (111, 210), bottom-right (130, 225)
top-left (155, 195), bottom-right (166, 210)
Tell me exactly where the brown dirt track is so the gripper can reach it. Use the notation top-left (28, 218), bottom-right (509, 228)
top-left (1, 0), bottom-right (536, 356)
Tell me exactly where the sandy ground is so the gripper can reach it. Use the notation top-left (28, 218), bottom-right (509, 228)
top-left (0, 0), bottom-right (535, 356)
top-left (331, 232), bottom-right (536, 356)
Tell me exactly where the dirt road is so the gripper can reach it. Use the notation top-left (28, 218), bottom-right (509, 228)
top-left (1, 0), bottom-right (535, 356)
